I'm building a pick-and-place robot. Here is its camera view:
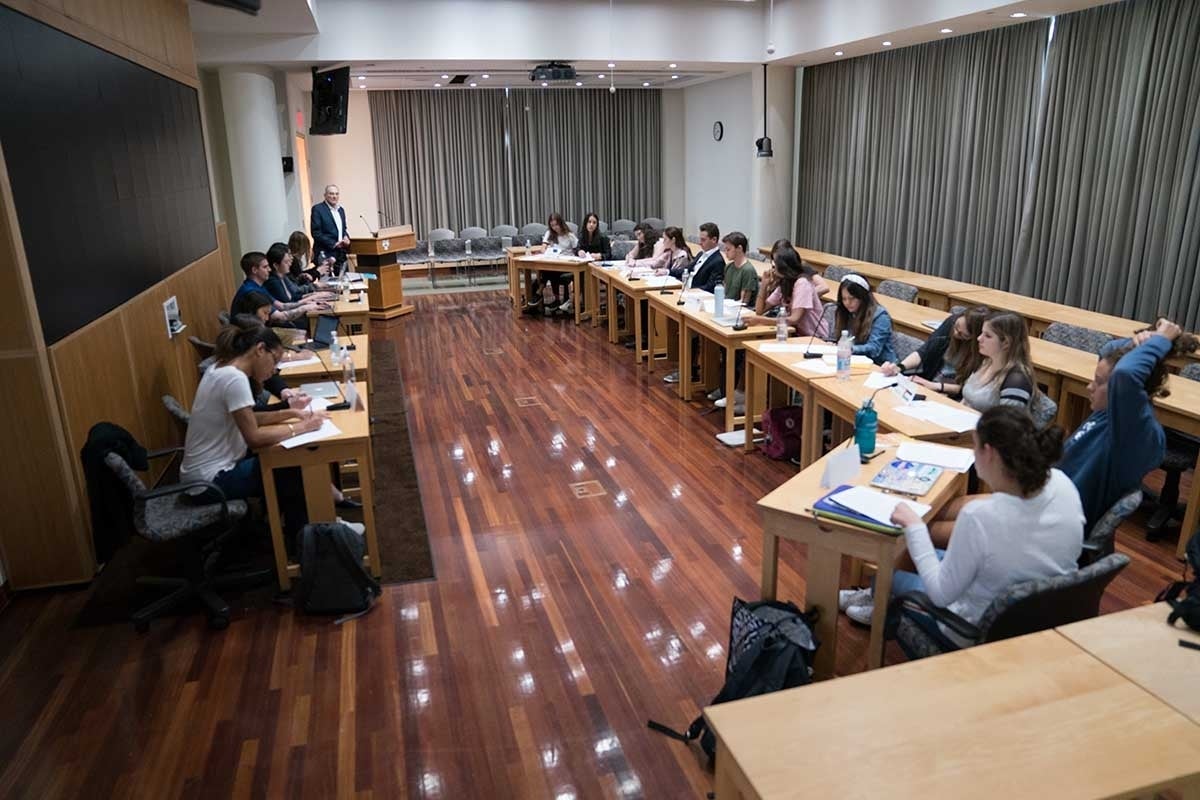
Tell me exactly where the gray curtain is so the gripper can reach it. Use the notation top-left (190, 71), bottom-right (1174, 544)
top-left (1013, 0), bottom-right (1200, 329)
top-left (507, 88), bottom-right (661, 228)
top-left (796, 22), bottom-right (1049, 287)
top-left (369, 90), bottom-right (510, 235)
top-left (370, 88), bottom-right (662, 236)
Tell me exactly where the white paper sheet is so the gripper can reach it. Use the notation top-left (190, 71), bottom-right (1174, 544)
top-left (281, 419), bottom-right (342, 449)
top-left (923, 319), bottom-right (943, 330)
top-left (864, 371), bottom-right (899, 390)
top-left (792, 360), bottom-right (837, 375)
top-left (893, 402), bottom-right (981, 433)
top-left (820, 444), bottom-right (862, 489)
top-left (821, 354), bottom-right (874, 367)
top-left (830, 485), bottom-right (932, 524)
top-left (760, 343), bottom-right (809, 353)
top-left (896, 442), bottom-right (976, 472)
top-left (278, 354), bottom-right (322, 370)
top-left (797, 343), bottom-right (838, 355)
top-left (642, 275), bottom-right (682, 288)
top-left (702, 299), bottom-right (745, 316)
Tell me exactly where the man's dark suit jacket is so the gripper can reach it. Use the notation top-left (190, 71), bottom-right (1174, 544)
top-left (691, 249), bottom-right (727, 293)
top-left (310, 202), bottom-right (349, 258)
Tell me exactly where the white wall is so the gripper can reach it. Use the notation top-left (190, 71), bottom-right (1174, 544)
top-left (683, 72), bottom-right (754, 241)
top-left (303, 88), bottom-right (380, 238)
top-left (660, 89), bottom-right (685, 228)
top-left (749, 66), bottom-right (796, 250)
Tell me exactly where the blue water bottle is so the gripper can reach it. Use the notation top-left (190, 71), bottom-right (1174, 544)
top-left (855, 398), bottom-right (878, 457)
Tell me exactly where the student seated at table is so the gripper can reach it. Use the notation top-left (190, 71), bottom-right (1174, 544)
top-left (623, 222), bottom-right (660, 265)
top-left (744, 245), bottom-right (829, 337)
top-left (180, 323), bottom-right (324, 540)
top-left (575, 212), bottom-right (611, 261)
top-left (288, 230), bottom-right (332, 285)
top-left (230, 292), bottom-right (317, 365)
top-left (839, 406), bottom-right (1084, 637)
top-left (523, 212), bottom-right (578, 315)
top-left (264, 242), bottom-right (336, 304)
top-left (232, 251), bottom-right (322, 329)
top-left (833, 274), bottom-right (897, 364)
top-left (720, 232), bottom-right (759, 306)
top-left (958, 312), bottom-right (1036, 414)
top-left (627, 225), bottom-right (690, 275)
top-left (881, 306), bottom-right (990, 398)
top-left (690, 222), bottom-right (726, 293)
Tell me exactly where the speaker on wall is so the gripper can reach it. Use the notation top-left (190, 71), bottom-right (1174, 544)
top-left (310, 66), bottom-right (349, 135)
top-left (282, 156), bottom-right (294, 173)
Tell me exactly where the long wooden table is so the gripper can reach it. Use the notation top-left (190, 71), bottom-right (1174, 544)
top-left (257, 382), bottom-right (380, 590)
top-left (757, 435), bottom-right (967, 677)
top-left (513, 254), bottom-right (592, 325)
top-left (704, 629), bottom-right (1200, 799)
top-left (307, 296), bottom-right (370, 336)
top-left (755, 244), bottom-right (861, 269)
top-left (843, 260), bottom-right (978, 310)
top-left (276, 335), bottom-right (370, 384)
top-left (589, 265), bottom-right (680, 361)
top-left (948, 286), bottom-right (1147, 339)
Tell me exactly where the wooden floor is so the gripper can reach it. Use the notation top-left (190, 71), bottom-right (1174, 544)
top-left (0, 290), bottom-right (1190, 799)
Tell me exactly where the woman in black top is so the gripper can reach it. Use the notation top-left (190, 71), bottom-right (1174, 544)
top-left (881, 305), bottom-right (989, 397)
top-left (576, 212), bottom-right (611, 260)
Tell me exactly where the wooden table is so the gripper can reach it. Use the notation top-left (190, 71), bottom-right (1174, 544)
top-left (308, 296), bottom-right (370, 336)
top-left (594, 267), bottom-right (680, 361)
top-left (757, 437), bottom-right (966, 677)
top-left (678, 299), bottom-right (777, 432)
top-left (257, 382), bottom-right (380, 590)
top-left (948, 287), bottom-right (1147, 339)
top-left (874, 294), bottom-right (948, 340)
top-left (276, 335), bottom-right (370, 384)
top-left (742, 340), bottom-right (874, 455)
top-left (645, 289), bottom-right (686, 393)
top-left (1058, 602), bottom-right (1200, 726)
top-left (704, 630), bottom-right (1200, 799)
top-left (512, 254), bottom-right (592, 325)
top-left (756, 245), bottom-right (862, 270)
top-left (847, 260), bottom-right (978, 310)
top-left (505, 243), bottom-right (546, 307)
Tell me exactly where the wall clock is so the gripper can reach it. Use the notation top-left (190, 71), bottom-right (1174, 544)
top-left (712, 121), bottom-right (724, 141)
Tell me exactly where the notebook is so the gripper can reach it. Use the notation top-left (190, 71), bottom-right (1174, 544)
top-left (869, 459), bottom-right (943, 497)
top-left (812, 485), bottom-right (904, 535)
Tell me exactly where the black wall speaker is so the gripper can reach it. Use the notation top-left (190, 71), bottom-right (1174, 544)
top-left (282, 156), bottom-right (294, 173)
top-left (310, 66), bottom-right (349, 135)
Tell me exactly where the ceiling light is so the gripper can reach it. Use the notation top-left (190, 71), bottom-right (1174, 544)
top-left (597, 73), bottom-right (605, 78)
top-left (608, 62), bottom-right (615, 68)
top-left (882, 40), bottom-right (892, 46)
top-left (441, 74), bottom-right (449, 79)
top-left (482, 73), bottom-right (490, 79)
top-left (668, 63), bottom-right (677, 68)
top-left (541, 81), bottom-right (548, 87)
top-left (434, 83), bottom-right (441, 87)
top-left (355, 75), bottom-right (365, 79)
top-left (1010, 12), bottom-right (1027, 18)
top-left (575, 81), bottom-right (582, 86)
top-left (940, 28), bottom-right (952, 33)
top-left (469, 82), bottom-right (477, 87)
top-left (834, 50), bottom-right (844, 56)
top-left (642, 81), bottom-right (650, 87)
top-left (671, 75), bottom-right (678, 79)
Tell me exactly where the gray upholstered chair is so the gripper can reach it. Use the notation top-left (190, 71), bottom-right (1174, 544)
top-left (104, 442), bottom-right (269, 632)
top-left (427, 227), bottom-right (456, 242)
top-left (610, 240), bottom-right (636, 260)
top-left (519, 222), bottom-right (548, 241)
top-left (458, 226), bottom-right (487, 239)
top-left (877, 279), bottom-right (919, 303)
top-left (611, 218), bottom-right (636, 236)
top-left (396, 240), bottom-right (432, 266)
top-left (162, 394), bottom-right (190, 427)
top-left (432, 238), bottom-right (471, 285)
top-left (1080, 489), bottom-right (1142, 567)
top-left (820, 303), bottom-right (837, 341)
top-left (823, 265), bottom-right (853, 284)
top-left (1042, 322), bottom-right (1115, 354)
top-left (1028, 390), bottom-right (1059, 429)
top-left (489, 224), bottom-right (518, 238)
top-left (217, 310), bottom-right (230, 326)
top-left (598, 221), bottom-right (609, 234)
top-left (1146, 362), bottom-right (1200, 539)
top-left (886, 553), bottom-right (1130, 662)
top-left (188, 336), bottom-right (214, 361)
top-left (566, 221), bottom-right (578, 234)
top-left (468, 236), bottom-right (505, 282)
top-left (891, 331), bottom-right (924, 363)
top-left (641, 217), bottom-right (665, 231)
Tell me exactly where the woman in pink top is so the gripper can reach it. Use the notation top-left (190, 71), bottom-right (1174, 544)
top-left (625, 225), bottom-right (690, 275)
top-left (745, 241), bottom-right (829, 337)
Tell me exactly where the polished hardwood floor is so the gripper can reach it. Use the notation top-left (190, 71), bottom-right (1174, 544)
top-left (0, 290), bottom-right (1190, 799)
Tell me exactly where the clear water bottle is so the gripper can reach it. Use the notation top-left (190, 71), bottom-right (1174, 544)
top-left (342, 348), bottom-right (354, 387)
top-left (525, 237), bottom-right (531, 255)
top-left (855, 398), bottom-right (878, 456)
top-left (713, 281), bottom-right (725, 316)
top-left (465, 238), bottom-right (472, 256)
top-left (329, 332), bottom-right (340, 364)
top-left (836, 329), bottom-right (852, 381)
top-left (775, 312), bottom-right (788, 342)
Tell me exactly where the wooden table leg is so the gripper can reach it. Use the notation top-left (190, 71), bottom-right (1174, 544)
top-left (1179, 451), bottom-right (1200, 561)
top-left (573, 270), bottom-right (583, 325)
top-left (806, 541), bottom-right (842, 680)
top-left (261, 461), bottom-right (290, 591)
top-left (744, 358), bottom-right (763, 453)
top-left (646, 304), bottom-right (658, 373)
top-left (867, 546), bottom-right (895, 670)
top-left (359, 443), bottom-right (381, 578)
top-left (760, 531), bottom-right (779, 602)
top-left (680, 322), bottom-right (694, 400)
top-left (608, 286), bottom-right (619, 344)
top-left (802, 390), bottom-right (822, 468)
top-left (633, 296), bottom-right (645, 363)
top-left (723, 343), bottom-right (737, 432)
top-left (712, 746), bottom-right (742, 800)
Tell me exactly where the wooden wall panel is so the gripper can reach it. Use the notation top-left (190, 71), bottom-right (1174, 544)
top-left (0, 357), bottom-right (93, 587)
top-left (160, 0), bottom-right (195, 79)
top-left (121, 0), bottom-right (168, 65)
top-left (0, 151), bottom-right (37, 352)
top-left (60, 0), bottom-right (126, 44)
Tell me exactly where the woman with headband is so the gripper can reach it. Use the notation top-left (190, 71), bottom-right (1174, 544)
top-left (833, 273), bottom-right (897, 365)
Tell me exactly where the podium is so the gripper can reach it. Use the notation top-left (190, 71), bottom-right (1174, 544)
top-left (350, 225), bottom-right (417, 319)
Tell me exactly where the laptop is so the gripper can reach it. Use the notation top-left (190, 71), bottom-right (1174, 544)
top-left (305, 314), bottom-right (340, 350)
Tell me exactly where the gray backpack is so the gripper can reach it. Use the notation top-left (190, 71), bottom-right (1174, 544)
top-left (295, 522), bottom-right (381, 622)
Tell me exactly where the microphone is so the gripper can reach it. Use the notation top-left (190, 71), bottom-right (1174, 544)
top-left (359, 214), bottom-right (379, 237)
top-left (731, 303), bottom-right (747, 331)
top-left (376, 210), bottom-right (389, 225)
top-left (802, 331), bottom-right (823, 358)
top-left (676, 269), bottom-right (691, 305)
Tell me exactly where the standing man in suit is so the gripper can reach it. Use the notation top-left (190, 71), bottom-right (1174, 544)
top-left (310, 184), bottom-right (351, 269)
top-left (690, 222), bottom-right (726, 292)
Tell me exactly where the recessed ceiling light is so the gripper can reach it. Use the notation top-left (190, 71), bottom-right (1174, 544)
top-left (882, 40), bottom-right (892, 46)
top-left (668, 63), bottom-right (677, 69)
top-left (671, 74), bottom-right (678, 79)
top-left (541, 81), bottom-right (548, 87)
top-left (834, 50), bottom-right (844, 56)
top-left (469, 82), bottom-right (477, 87)
top-left (441, 74), bottom-right (449, 79)
top-left (355, 75), bottom-right (365, 79)
top-left (434, 83), bottom-right (441, 87)
top-left (597, 73), bottom-right (605, 78)
top-left (642, 81), bottom-right (650, 87)
top-left (1010, 11), bottom-right (1027, 17)
top-left (608, 62), bottom-right (615, 68)
top-left (940, 28), bottom-right (952, 33)
top-left (575, 81), bottom-right (583, 86)
top-left (482, 73), bottom-right (490, 79)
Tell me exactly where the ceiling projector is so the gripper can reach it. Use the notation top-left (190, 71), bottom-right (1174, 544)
top-left (529, 62), bottom-right (577, 82)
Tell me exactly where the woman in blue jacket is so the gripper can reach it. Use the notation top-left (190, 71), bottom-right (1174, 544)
top-left (833, 274), bottom-right (897, 365)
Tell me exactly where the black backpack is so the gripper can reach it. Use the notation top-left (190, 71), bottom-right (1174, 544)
top-left (295, 522), bottom-right (382, 622)
top-left (648, 598), bottom-right (819, 762)
top-left (1158, 531), bottom-right (1200, 633)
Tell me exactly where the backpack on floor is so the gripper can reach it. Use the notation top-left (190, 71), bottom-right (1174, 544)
top-left (647, 598), bottom-right (819, 762)
top-left (295, 522), bottom-right (382, 622)
top-left (760, 406), bottom-right (804, 461)
top-left (1157, 531), bottom-right (1200, 633)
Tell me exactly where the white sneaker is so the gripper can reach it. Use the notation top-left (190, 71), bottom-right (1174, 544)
top-left (839, 587), bottom-right (873, 612)
top-left (846, 602), bottom-right (875, 626)
top-left (337, 517), bottom-right (365, 536)
top-left (706, 387), bottom-right (724, 402)
top-left (558, 300), bottom-right (573, 312)
top-left (662, 369), bottom-right (680, 384)
top-left (715, 396), bottom-right (728, 408)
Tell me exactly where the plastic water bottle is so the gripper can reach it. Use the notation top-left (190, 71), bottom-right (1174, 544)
top-left (775, 312), bottom-right (788, 342)
top-left (329, 332), bottom-right (340, 364)
top-left (855, 398), bottom-right (878, 456)
top-left (342, 348), bottom-right (354, 387)
top-left (713, 281), bottom-right (725, 316)
top-left (837, 329), bottom-right (852, 381)
top-left (525, 237), bottom-right (531, 256)
top-left (465, 238), bottom-right (472, 256)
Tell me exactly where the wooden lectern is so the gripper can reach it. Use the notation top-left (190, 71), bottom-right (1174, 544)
top-left (350, 225), bottom-right (417, 319)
